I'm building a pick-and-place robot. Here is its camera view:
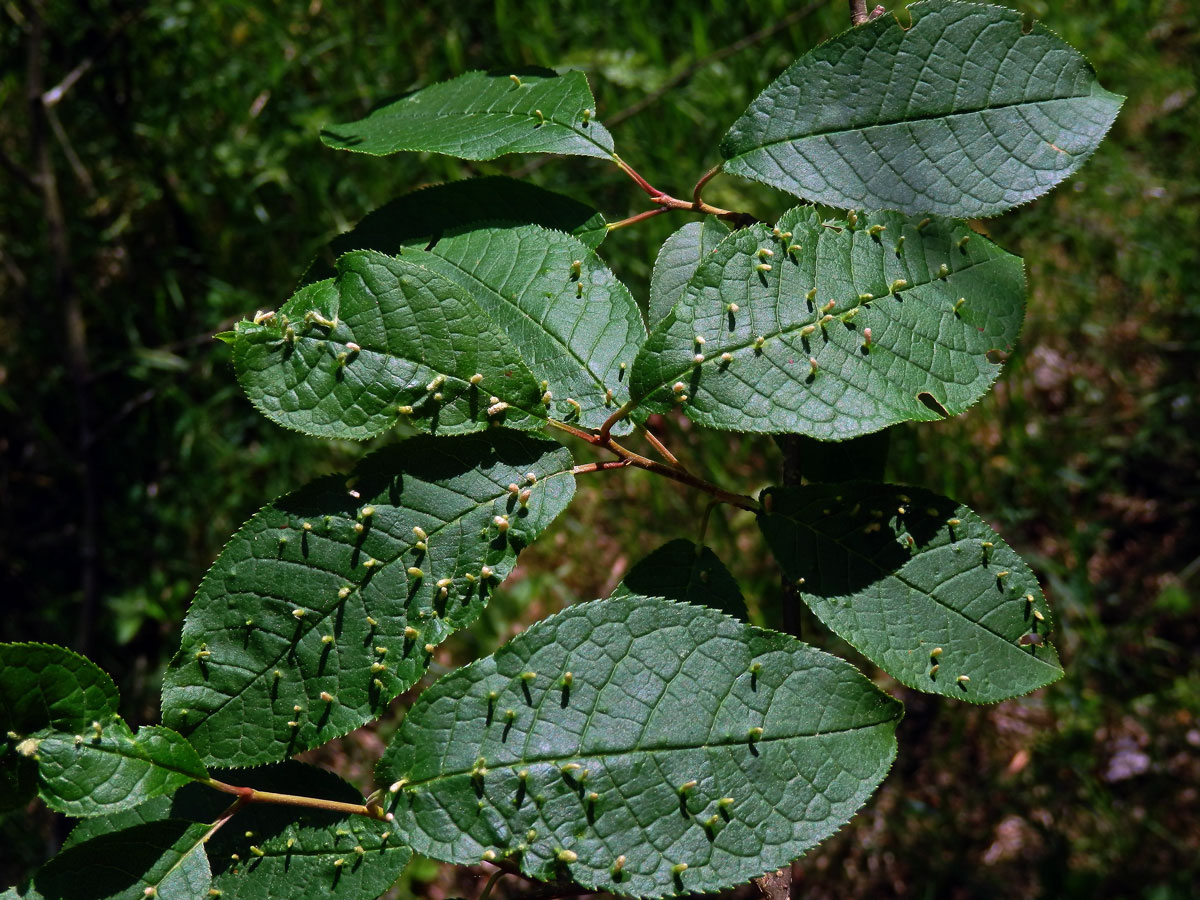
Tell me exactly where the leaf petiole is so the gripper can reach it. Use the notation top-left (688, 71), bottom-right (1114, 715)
top-left (204, 777), bottom-right (389, 821)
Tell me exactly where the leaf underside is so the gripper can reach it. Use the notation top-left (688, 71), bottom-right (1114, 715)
top-left (234, 251), bottom-right (546, 440)
top-left (758, 483), bottom-right (1063, 702)
top-left (320, 68), bottom-right (615, 161)
top-left (719, 0), bottom-right (1123, 217)
top-left (379, 595), bottom-right (901, 898)
top-left (402, 223), bottom-right (645, 433)
top-left (61, 763), bottom-right (410, 900)
top-left (161, 432), bottom-right (575, 767)
top-left (610, 539), bottom-right (748, 621)
top-left (630, 205), bottom-right (1025, 440)
top-left (300, 177), bottom-right (607, 287)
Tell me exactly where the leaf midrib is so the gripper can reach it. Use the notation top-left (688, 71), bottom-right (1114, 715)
top-left (279, 330), bottom-right (547, 425)
top-left (39, 728), bottom-right (205, 783)
top-left (415, 248), bottom-right (616, 401)
top-left (726, 94), bottom-right (1105, 161)
top-left (636, 234), bottom-right (1003, 402)
top-left (397, 715), bottom-right (899, 791)
top-left (384, 105), bottom-right (615, 158)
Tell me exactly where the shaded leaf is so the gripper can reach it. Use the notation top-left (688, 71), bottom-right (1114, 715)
top-left (404, 224), bottom-right (644, 432)
top-left (35, 820), bottom-right (211, 900)
top-left (162, 432), bottom-right (575, 767)
top-left (301, 177), bottom-right (607, 286)
top-left (629, 206), bottom-right (1024, 439)
top-left (233, 252), bottom-right (546, 440)
top-left (65, 764), bottom-right (411, 900)
top-left (1, 645), bottom-right (205, 816)
top-left (0, 644), bottom-right (119, 735)
top-left (720, 0), bottom-right (1123, 217)
top-left (610, 539), bottom-right (747, 621)
top-left (321, 68), bottom-right (614, 161)
top-left (757, 483), bottom-right (1063, 702)
top-left (649, 219), bottom-right (729, 326)
top-left (379, 595), bottom-right (901, 898)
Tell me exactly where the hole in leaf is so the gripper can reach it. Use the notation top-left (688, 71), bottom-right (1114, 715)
top-left (917, 392), bottom-right (949, 417)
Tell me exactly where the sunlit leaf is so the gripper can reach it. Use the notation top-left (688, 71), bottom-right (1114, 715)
top-left (234, 252), bottom-right (546, 440)
top-left (379, 595), bottom-right (901, 897)
top-left (321, 69), bottom-right (614, 161)
top-left (629, 206), bottom-right (1024, 439)
top-left (162, 432), bottom-right (575, 767)
top-left (758, 483), bottom-right (1063, 702)
top-left (720, 0), bottom-right (1123, 217)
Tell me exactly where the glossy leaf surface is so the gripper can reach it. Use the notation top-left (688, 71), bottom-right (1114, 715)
top-left (758, 483), bottom-right (1063, 702)
top-left (234, 252), bottom-right (545, 440)
top-left (720, 0), bottom-right (1123, 217)
top-left (629, 206), bottom-right (1024, 439)
top-left (379, 595), bottom-right (901, 897)
top-left (321, 69), bottom-right (614, 161)
top-left (162, 432), bottom-right (575, 767)
top-left (32, 722), bottom-right (207, 817)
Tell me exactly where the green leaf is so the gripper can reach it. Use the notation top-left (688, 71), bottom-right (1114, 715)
top-left (757, 483), bottom-right (1063, 703)
top-left (233, 252), bottom-right (546, 440)
top-left (31, 723), bottom-right (207, 817)
top-left (649, 219), bottom-right (729, 326)
top-left (719, 0), bottom-right (1123, 217)
top-left (629, 206), bottom-right (1024, 439)
top-left (610, 539), bottom-right (747, 621)
top-left (379, 595), bottom-right (901, 898)
top-left (162, 432), bottom-right (575, 767)
top-left (0, 645), bottom-right (208, 816)
top-left (35, 820), bottom-right (212, 900)
top-left (65, 764), bottom-right (412, 900)
top-left (403, 223), bottom-right (645, 432)
top-left (2, 642), bottom-right (119, 811)
top-left (301, 177), bottom-right (607, 287)
top-left (321, 68), bottom-right (614, 161)
top-left (0, 644), bottom-right (119, 734)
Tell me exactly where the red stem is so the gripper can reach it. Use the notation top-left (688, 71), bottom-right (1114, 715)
top-left (606, 207), bottom-right (672, 231)
top-left (550, 420), bottom-right (758, 513)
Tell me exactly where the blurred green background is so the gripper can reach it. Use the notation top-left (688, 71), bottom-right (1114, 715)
top-left (2, 0), bottom-right (1197, 897)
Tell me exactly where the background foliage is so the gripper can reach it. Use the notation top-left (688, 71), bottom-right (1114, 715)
top-left (2, 0), bottom-right (1197, 897)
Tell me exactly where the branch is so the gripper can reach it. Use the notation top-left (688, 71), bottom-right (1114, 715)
top-left (850, 0), bottom-right (869, 25)
top-left (611, 155), bottom-right (757, 228)
top-left (549, 418), bottom-right (759, 513)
